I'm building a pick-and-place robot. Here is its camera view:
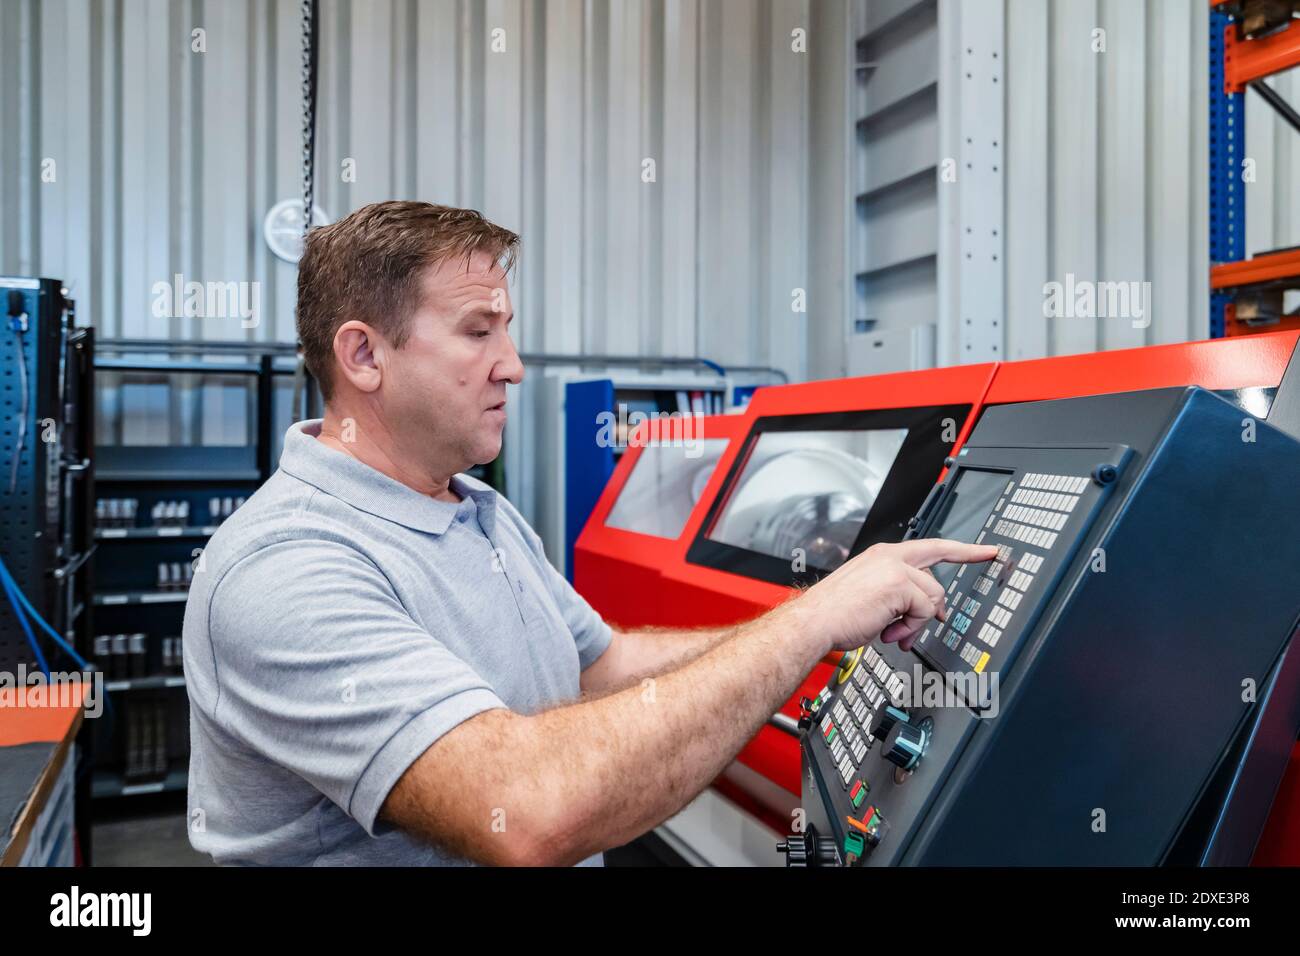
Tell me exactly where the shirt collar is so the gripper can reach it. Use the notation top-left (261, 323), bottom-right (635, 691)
top-left (278, 419), bottom-right (498, 536)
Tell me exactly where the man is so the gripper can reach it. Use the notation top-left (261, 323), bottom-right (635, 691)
top-left (183, 200), bottom-right (995, 866)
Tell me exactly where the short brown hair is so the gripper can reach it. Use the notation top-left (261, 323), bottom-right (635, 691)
top-left (296, 200), bottom-right (519, 401)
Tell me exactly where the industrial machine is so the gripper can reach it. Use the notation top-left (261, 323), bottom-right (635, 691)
top-left (0, 276), bottom-right (95, 863)
top-left (792, 386), bottom-right (1300, 865)
top-left (0, 276), bottom-right (94, 673)
top-left (574, 330), bottom-right (1300, 864)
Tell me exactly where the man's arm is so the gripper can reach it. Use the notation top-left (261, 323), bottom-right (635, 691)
top-left (381, 539), bottom-right (997, 866)
top-left (383, 600), bottom-right (821, 866)
top-left (578, 623), bottom-right (744, 697)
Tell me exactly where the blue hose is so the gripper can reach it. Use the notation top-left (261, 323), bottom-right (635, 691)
top-left (0, 551), bottom-right (112, 729)
top-left (1, 568), bottom-right (50, 678)
top-left (0, 552), bottom-right (90, 671)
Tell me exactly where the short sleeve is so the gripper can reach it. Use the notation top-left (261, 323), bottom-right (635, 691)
top-left (514, 520), bottom-right (613, 670)
top-left (538, 552), bottom-right (613, 669)
top-left (207, 538), bottom-right (506, 835)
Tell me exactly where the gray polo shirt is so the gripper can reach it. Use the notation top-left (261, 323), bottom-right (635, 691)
top-left (182, 419), bottom-right (612, 866)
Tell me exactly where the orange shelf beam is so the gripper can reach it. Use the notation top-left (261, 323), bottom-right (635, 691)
top-left (1223, 17), bottom-right (1300, 92)
top-left (1211, 247), bottom-right (1300, 289)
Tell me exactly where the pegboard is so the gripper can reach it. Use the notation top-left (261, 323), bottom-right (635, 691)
top-left (0, 277), bottom-right (65, 672)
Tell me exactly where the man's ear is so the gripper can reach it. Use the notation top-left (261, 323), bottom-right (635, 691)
top-left (333, 321), bottom-right (383, 394)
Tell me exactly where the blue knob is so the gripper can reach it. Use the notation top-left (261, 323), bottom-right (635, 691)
top-left (883, 721), bottom-right (928, 771)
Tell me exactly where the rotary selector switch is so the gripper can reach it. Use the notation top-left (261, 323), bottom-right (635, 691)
top-left (869, 705), bottom-right (910, 742)
top-left (882, 719), bottom-right (929, 771)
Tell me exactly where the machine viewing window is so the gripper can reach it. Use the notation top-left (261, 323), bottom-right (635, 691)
top-left (706, 429), bottom-right (908, 570)
top-left (686, 405), bottom-right (972, 587)
top-left (604, 439), bottom-right (730, 539)
top-left (928, 467), bottom-right (1010, 590)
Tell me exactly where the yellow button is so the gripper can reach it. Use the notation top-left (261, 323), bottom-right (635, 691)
top-left (974, 651), bottom-right (990, 674)
top-left (837, 646), bottom-right (864, 685)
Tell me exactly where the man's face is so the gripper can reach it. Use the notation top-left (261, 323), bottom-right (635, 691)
top-left (380, 251), bottom-right (523, 472)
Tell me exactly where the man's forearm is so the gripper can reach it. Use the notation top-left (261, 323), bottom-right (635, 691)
top-left (582, 624), bottom-right (743, 696)
top-left (511, 600), bottom-right (826, 864)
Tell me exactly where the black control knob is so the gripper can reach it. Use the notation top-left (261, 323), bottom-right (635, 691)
top-left (869, 705), bottom-right (909, 742)
top-left (882, 721), bottom-right (928, 771)
top-left (796, 700), bottom-right (815, 733)
top-left (776, 827), bottom-right (838, 867)
top-left (797, 694), bottom-right (822, 733)
top-left (776, 833), bottom-right (811, 867)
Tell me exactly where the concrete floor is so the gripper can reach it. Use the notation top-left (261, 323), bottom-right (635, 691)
top-left (91, 796), bottom-right (213, 867)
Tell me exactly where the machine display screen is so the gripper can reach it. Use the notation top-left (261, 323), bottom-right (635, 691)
top-left (604, 439), bottom-right (730, 540)
top-left (706, 428), bottom-right (909, 572)
top-left (928, 467), bottom-right (1008, 589)
top-left (686, 403), bottom-right (974, 587)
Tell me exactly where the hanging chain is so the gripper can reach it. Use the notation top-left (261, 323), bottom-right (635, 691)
top-left (300, 0), bottom-right (319, 242)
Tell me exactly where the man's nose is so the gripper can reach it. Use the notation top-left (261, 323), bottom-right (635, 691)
top-left (495, 334), bottom-right (525, 385)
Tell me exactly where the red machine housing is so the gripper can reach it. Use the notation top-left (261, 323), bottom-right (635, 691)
top-left (573, 331), bottom-right (1300, 861)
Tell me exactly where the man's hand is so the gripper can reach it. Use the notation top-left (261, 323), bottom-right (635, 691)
top-left (784, 539), bottom-right (999, 655)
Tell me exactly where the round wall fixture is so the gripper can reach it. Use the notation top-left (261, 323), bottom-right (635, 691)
top-left (263, 199), bottom-right (331, 263)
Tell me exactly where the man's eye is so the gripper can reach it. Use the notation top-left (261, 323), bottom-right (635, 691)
top-left (471, 330), bottom-right (490, 338)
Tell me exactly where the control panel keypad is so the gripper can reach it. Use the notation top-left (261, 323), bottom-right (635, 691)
top-left (817, 644), bottom-right (914, 788)
top-left (981, 474), bottom-right (1085, 555)
top-left (925, 472), bottom-right (1090, 677)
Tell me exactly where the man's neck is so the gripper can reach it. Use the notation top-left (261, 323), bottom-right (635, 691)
top-left (315, 406), bottom-right (462, 503)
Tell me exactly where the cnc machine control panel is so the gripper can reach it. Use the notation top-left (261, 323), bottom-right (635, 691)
top-left (785, 388), bottom-right (1300, 866)
top-left (792, 448), bottom-right (1127, 865)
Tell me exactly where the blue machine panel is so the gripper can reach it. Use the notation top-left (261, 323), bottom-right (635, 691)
top-left (564, 378), bottom-right (616, 582)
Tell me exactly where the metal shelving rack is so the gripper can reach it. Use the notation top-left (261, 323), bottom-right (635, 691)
top-left (1210, 1), bottom-right (1300, 338)
top-left (87, 340), bottom-right (319, 800)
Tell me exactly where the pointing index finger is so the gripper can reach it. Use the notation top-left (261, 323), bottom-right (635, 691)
top-left (896, 538), bottom-right (1000, 569)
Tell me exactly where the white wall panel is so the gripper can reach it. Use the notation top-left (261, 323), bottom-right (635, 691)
top-left (848, 0), bottom-right (938, 376)
top-left (1001, 0), bottom-right (1048, 360)
top-left (1, 0), bottom-right (841, 531)
top-left (990, 0), bottom-right (1279, 358)
top-left (864, 0), bottom-right (1300, 366)
top-left (1246, 69), bottom-right (1300, 259)
top-left (1, 0), bottom-right (829, 372)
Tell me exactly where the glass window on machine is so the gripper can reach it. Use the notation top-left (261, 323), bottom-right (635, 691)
top-left (707, 428), bottom-right (909, 572)
top-left (604, 439), bottom-right (731, 539)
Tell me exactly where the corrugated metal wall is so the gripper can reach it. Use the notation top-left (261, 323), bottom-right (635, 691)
top-left (0, 0), bottom-right (827, 375)
top-left (845, 0), bottom-right (940, 378)
top-left (998, 0), bottom-right (1212, 361)
top-left (7, 1), bottom-right (1296, 463)
top-left (0, 0), bottom-right (847, 532)
top-left (1246, 68), bottom-right (1300, 265)
top-left (852, 0), bottom-right (1300, 372)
